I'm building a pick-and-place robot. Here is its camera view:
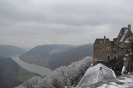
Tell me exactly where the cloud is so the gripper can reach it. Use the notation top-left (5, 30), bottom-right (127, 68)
top-left (0, 0), bottom-right (133, 49)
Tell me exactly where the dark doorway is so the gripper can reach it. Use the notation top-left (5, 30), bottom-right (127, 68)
top-left (114, 56), bottom-right (116, 60)
top-left (107, 55), bottom-right (110, 60)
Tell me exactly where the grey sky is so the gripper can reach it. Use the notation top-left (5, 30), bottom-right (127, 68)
top-left (0, 0), bottom-right (133, 49)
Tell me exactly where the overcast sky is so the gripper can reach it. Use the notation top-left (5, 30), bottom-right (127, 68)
top-left (0, 0), bottom-right (133, 49)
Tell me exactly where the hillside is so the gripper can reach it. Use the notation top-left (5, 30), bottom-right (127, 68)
top-left (19, 44), bottom-right (93, 69)
top-left (48, 44), bottom-right (93, 69)
top-left (0, 56), bottom-right (37, 88)
top-left (20, 44), bottom-right (73, 60)
top-left (0, 45), bottom-right (26, 57)
top-left (0, 57), bottom-right (21, 88)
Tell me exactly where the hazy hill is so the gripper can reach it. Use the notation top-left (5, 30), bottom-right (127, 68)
top-left (0, 55), bottom-right (5, 59)
top-left (0, 57), bottom-right (21, 88)
top-left (19, 44), bottom-right (93, 69)
top-left (48, 44), bottom-right (93, 69)
top-left (0, 45), bottom-right (26, 57)
top-left (0, 56), bottom-right (37, 88)
top-left (20, 44), bottom-right (73, 61)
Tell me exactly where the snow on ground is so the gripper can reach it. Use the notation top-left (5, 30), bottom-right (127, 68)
top-left (97, 75), bottom-right (133, 88)
top-left (119, 76), bottom-right (133, 82)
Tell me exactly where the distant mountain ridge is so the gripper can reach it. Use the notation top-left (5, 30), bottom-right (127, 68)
top-left (19, 44), bottom-right (93, 69)
top-left (20, 44), bottom-right (73, 59)
top-left (0, 45), bottom-right (26, 57)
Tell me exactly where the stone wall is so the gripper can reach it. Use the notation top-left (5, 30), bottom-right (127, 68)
top-left (93, 39), bottom-right (112, 63)
top-left (93, 24), bottom-right (133, 74)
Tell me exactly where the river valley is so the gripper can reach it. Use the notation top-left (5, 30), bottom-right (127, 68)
top-left (11, 55), bottom-right (52, 76)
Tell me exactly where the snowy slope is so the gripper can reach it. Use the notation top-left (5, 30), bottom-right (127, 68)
top-left (77, 63), bottom-right (116, 87)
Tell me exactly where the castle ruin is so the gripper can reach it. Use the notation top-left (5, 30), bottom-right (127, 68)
top-left (93, 24), bottom-right (133, 75)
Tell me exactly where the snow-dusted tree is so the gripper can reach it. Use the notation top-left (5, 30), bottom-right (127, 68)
top-left (16, 56), bottom-right (93, 88)
top-left (51, 77), bottom-right (62, 88)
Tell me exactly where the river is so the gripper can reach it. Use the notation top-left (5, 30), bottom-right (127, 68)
top-left (11, 55), bottom-right (52, 76)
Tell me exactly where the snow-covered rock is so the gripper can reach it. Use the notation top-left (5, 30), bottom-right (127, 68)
top-left (77, 63), bottom-right (116, 87)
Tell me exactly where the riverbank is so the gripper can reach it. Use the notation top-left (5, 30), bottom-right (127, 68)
top-left (17, 66), bottom-right (39, 82)
top-left (11, 55), bottom-right (52, 76)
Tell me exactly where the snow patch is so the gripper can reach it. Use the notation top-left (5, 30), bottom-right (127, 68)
top-left (125, 54), bottom-right (129, 56)
top-left (119, 77), bottom-right (133, 82)
top-left (97, 84), bottom-right (107, 88)
top-left (98, 75), bottom-right (133, 88)
top-left (107, 85), bottom-right (119, 88)
top-left (123, 57), bottom-right (126, 60)
top-left (109, 82), bottom-right (117, 85)
top-left (124, 38), bottom-right (131, 43)
top-left (120, 29), bottom-right (128, 42)
top-left (121, 66), bottom-right (125, 75)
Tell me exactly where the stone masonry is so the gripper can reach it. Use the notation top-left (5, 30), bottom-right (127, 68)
top-left (93, 24), bottom-right (133, 75)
